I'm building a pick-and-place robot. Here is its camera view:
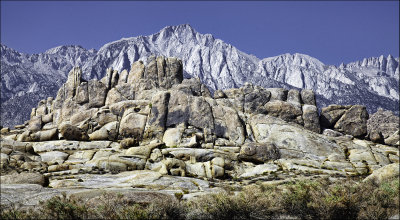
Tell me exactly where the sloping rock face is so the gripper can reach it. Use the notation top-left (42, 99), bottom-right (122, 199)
top-left (1, 57), bottom-right (399, 203)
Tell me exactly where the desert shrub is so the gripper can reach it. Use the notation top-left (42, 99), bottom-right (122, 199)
top-left (40, 194), bottom-right (89, 220)
top-left (184, 186), bottom-right (276, 220)
top-left (357, 177), bottom-right (399, 220)
top-left (1, 177), bottom-right (398, 220)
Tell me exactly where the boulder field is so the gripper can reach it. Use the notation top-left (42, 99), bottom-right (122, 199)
top-left (1, 56), bottom-right (399, 208)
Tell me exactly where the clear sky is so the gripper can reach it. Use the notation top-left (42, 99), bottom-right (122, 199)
top-left (1, 1), bottom-right (399, 65)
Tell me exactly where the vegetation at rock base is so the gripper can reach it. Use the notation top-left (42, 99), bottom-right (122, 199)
top-left (1, 177), bottom-right (398, 220)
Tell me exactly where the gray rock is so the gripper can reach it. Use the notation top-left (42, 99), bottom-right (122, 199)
top-left (322, 129), bottom-right (343, 137)
top-left (36, 99), bottom-right (47, 116)
top-left (114, 83), bottom-right (135, 100)
top-left (302, 104), bottom-right (320, 133)
top-left (213, 90), bottom-right (226, 99)
top-left (110, 70), bottom-right (119, 88)
top-left (144, 91), bottom-right (170, 141)
top-left (363, 163), bottom-right (399, 185)
top-left (300, 89), bottom-right (316, 105)
top-left (127, 61), bottom-right (145, 85)
top-left (39, 151), bottom-right (69, 164)
top-left (59, 123), bottom-right (89, 141)
top-left (163, 127), bottom-right (183, 147)
top-left (105, 88), bottom-right (127, 105)
top-left (65, 67), bottom-right (82, 99)
top-left (265, 100), bottom-right (303, 125)
top-left (334, 105), bottom-right (369, 138)
top-left (30, 128), bottom-right (58, 142)
top-left (174, 78), bottom-right (211, 97)
top-left (117, 69), bottom-right (129, 84)
top-left (320, 105), bottom-right (350, 128)
top-left (244, 88), bottom-right (270, 114)
top-left (238, 142), bottom-right (280, 163)
top-left (28, 116), bottom-right (42, 132)
top-left (287, 89), bottom-right (301, 104)
top-left (367, 108), bottom-right (399, 145)
top-left (119, 110), bottom-right (147, 140)
top-left (189, 96), bottom-right (214, 130)
top-left (109, 100), bottom-right (150, 117)
top-left (224, 88), bottom-right (245, 113)
top-left (250, 114), bottom-right (342, 160)
top-left (88, 80), bottom-right (107, 108)
top-left (267, 88), bottom-right (288, 101)
top-left (166, 90), bottom-right (190, 127)
top-left (76, 82), bottom-right (89, 104)
top-left (211, 102), bottom-right (245, 145)
top-left (0, 172), bottom-right (46, 186)
top-left (41, 113), bottom-right (53, 124)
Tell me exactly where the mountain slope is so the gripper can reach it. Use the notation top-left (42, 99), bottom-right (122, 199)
top-left (1, 24), bottom-right (399, 127)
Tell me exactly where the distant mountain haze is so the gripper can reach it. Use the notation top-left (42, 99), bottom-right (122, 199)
top-left (1, 24), bottom-right (399, 127)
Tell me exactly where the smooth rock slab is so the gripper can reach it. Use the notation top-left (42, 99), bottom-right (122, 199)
top-left (39, 151), bottom-right (69, 164)
top-left (0, 172), bottom-right (46, 186)
top-left (49, 170), bottom-right (210, 192)
top-left (32, 141), bottom-right (111, 153)
top-left (250, 114), bottom-right (343, 161)
top-left (239, 163), bottom-right (279, 178)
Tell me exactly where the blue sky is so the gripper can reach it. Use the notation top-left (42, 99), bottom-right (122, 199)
top-left (1, 1), bottom-right (399, 65)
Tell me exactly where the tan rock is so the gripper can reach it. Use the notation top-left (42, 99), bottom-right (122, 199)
top-left (0, 172), bottom-right (46, 186)
top-left (363, 163), bottom-right (400, 185)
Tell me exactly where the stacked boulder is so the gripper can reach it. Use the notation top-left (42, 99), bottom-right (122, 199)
top-left (1, 56), bottom-right (398, 184)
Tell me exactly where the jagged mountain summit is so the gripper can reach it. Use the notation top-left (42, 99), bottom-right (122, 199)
top-left (1, 24), bottom-right (399, 127)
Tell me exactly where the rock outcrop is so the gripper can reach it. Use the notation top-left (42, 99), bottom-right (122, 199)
top-left (1, 57), bottom-right (399, 207)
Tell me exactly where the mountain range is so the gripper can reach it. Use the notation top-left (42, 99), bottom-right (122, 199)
top-left (1, 24), bottom-right (399, 127)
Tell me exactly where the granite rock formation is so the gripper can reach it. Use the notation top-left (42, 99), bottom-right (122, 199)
top-left (1, 57), bottom-right (399, 208)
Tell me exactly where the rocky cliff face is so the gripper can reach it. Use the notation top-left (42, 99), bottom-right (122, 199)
top-left (1, 58), bottom-right (399, 209)
top-left (1, 57), bottom-right (398, 181)
top-left (1, 24), bottom-right (399, 128)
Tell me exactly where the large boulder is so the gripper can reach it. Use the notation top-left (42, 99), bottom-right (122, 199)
top-left (144, 91), bottom-right (170, 141)
top-left (367, 108), bottom-right (399, 145)
top-left (59, 124), bottom-right (89, 141)
top-left (265, 100), bottom-right (303, 125)
top-left (105, 88), bottom-right (127, 105)
top-left (88, 80), bottom-right (107, 108)
top-left (127, 61), bottom-right (145, 85)
top-left (166, 90), bottom-right (190, 127)
top-left (174, 78), bottom-right (212, 97)
top-left (300, 89), bottom-right (316, 105)
top-left (238, 142), bottom-right (280, 164)
top-left (266, 88), bottom-right (288, 101)
top-left (334, 105), bottom-right (369, 138)
top-left (224, 88), bottom-right (245, 113)
top-left (158, 56), bottom-right (183, 89)
top-left (249, 114), bottom-right (343, 160)
top-left (188, 96), bottom-right (214, 131)
top-left (302, 104), bottom-right (321, 133)
top-left (30, 128), bottom-right (58, 142)
top-left (0, 172), bottom-right (46, 186)
top-left (363, 163), bottom-right (399, 185)
top-left (65, 67), bottom-right (82, 99)
top-left (119, 109), bottom-right (147, 140)
top-left (320, 105), bottom-right (351, 128)
top-left (28, 116), bottom-right (42, 132)
top-left (287, 89), bottom-right (301, 105)
top-left (211, 101), bottom-right (245, 145)
top-left (244, 86), bottom-right (270, 114)
top-left (76, 82), bottom-right (89, 104)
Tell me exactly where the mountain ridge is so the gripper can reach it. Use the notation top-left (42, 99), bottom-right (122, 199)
top-left (1, 24), bottom-right (399, 127)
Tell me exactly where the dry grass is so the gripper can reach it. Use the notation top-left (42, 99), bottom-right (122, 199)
top-left (1, 177), bottom-right (398, 220)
